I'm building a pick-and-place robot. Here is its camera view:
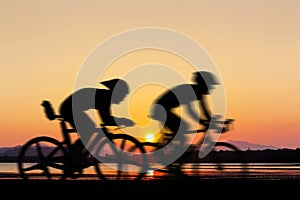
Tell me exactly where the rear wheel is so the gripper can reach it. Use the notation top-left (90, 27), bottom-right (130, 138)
top-left (17, 136), bottom-right (68, 180)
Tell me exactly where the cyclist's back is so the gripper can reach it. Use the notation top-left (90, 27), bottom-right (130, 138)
top-left (154, 84), bottom-right (207, 108)
top-left (150, 71), bottom-right (220, 143)
top-left (58, 78), bottom-right (134, 145)
top-left (59, 87), bottom-right (118, 129)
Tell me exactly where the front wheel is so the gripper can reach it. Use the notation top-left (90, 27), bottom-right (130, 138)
top-left (93, 134), bottom-right (148, 181)
top-left (209, 142), bottom-right (249, 176)
top-left (17, 136), bottom-right (68, 180)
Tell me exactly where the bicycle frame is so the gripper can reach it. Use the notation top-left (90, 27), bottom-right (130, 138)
top-left (19, 100), bottom-right (245, 180)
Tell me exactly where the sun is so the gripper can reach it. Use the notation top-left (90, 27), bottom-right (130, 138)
top-left (145, 133), bottom-right (155, 142)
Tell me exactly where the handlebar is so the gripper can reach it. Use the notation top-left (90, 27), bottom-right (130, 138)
top-left (99, 124), bottom-right (131, 131)
top-left (185, 118), bottom-right (235, 134)
top-left (200, 115), bottom-right (234, 124)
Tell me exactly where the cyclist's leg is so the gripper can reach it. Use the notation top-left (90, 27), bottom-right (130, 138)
top-left (65, 112), bottom-right (96, 172)
top-left (149, 105), bottom-right (189, 177)
top-left (71, 112), bottom-right (96, 145)
top-left (165, 110), bottom-right (188, 147)
top-left (163, 111), bottom-right (190, 176)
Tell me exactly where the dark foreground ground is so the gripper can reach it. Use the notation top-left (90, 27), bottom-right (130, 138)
top-left (0, 177), bottom-right (299, 197)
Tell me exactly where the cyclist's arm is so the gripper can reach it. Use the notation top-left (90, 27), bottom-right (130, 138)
top-left (186, 102), bottom-right (200, 122)
top-left (97, 106), bottom-right (118, 126)
top-left (199, 95), bottom-right (213, 124)
top-left (98, 108), bottom-right (135, 127)
top-left (186, 98), bottom-right (212, 125)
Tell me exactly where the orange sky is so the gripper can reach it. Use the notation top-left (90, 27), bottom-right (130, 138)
top-left (0, 0), bottom-right (299, 149)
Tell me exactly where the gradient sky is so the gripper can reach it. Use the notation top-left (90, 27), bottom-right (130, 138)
top-left (0, 0), bottom-right (299, 149)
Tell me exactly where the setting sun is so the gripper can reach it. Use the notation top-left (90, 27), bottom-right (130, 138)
top-left (145, 133), bottom-right (155, 142)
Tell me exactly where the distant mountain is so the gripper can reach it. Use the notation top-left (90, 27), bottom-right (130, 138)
top-left (0, 147), bottom-right (15, 154)
top-left (225, 140), bottom-right (279, 151)
top-left (0, 145), bottom-right (22, 157)
top-left (0, 145), bottom-right (61, 158)
top-left (0, 140), bottom-right (281, 158)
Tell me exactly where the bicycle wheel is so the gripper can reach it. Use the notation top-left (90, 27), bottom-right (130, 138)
top-left (93, 134), bottom-right (148, 181)
top-left (17, 136), bottom-right (68, 180)
top-left (208, 142), bottom-right (248, 177)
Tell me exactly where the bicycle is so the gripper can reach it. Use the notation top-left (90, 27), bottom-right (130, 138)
top-left (138, 116), bottom-right (249, 179)
top-left (17, 100), bottom-right (148, 180)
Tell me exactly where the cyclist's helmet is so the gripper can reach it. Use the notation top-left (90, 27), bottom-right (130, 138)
top-left (100, 78), bottom-right (129, 104)
top-left (192, 71), bottom-right (220, 86)
top-left (192, 71), bottom-right (220, 93)
top-left (100, 78), bottom-right (129, 93)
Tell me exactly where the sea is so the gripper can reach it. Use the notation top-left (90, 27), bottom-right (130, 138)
top-left (2, 162), bottom-right (300, 180)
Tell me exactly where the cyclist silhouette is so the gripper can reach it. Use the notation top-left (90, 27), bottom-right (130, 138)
top-left (59, 78), bottom-right (135, 156)
top-left (150, 71), bottom-right (220, 146)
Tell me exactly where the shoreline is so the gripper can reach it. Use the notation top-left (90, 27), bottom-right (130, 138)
top-left (1, 170), bottom-right (300, 196)
top-left (0, 178), bottom-right (299, 196)
top-left (2, 164), bottom-right (300, 196)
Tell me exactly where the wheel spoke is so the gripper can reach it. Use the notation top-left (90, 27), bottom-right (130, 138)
top-left (22, 163), bottom-right (44, 172)
top-left (48, 162), bottom-right (65, 170)
top-left (46, 146), bottom-right (63, 159)
top-left (120, 139), bottom-right (126, 150)
top-left (36, 142), bottom-right (45, 160)
top-left (18, 136), bottom-right (68, 180)
top-left (94, 134), bottom-right (147, 181)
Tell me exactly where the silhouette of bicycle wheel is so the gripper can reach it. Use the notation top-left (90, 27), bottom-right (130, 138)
top-left (17, 136), bottom-right (68, 180)
top-left (207, 142), bottom-right (248, 178)
top-left (93, 134), bottom-right (148, 180)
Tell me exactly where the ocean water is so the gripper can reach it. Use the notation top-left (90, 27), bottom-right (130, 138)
top-left (2, 162), bottom-right (300, 177)
top-left (0, 163), bottom-right (20, 173)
